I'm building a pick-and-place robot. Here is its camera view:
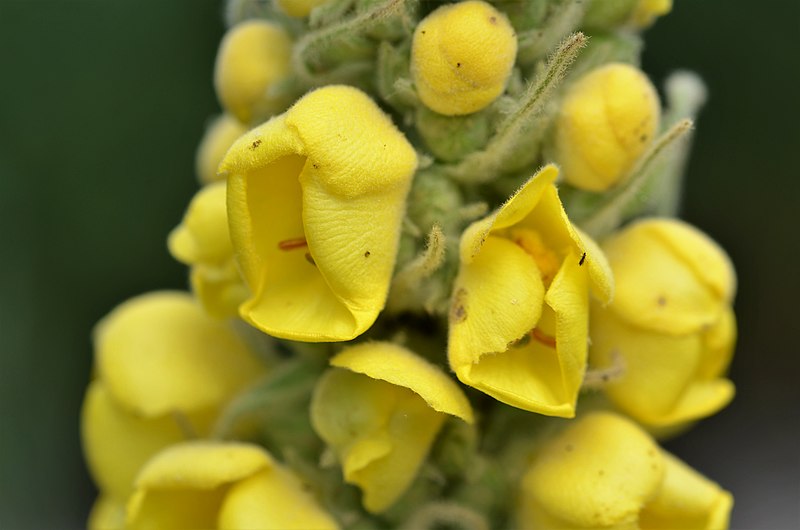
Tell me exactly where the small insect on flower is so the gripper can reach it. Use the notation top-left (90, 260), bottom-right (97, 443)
top-left (579, 252), bottom-right (586, 266)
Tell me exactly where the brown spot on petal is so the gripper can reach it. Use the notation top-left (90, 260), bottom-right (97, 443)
top-left (249, 139), bottom-right (262, 150)
top-left (364, 251), bottom-right (371, 258)
top-left (489, 16), bottom-right (497, 24)
top-left (451, 288), bottom-right (468, 323)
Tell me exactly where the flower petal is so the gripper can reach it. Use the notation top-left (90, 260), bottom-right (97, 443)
top-left (168, 181), bottom-right (233, 266)
top-left (590, 305), bottom-right (734, 426)
top-left (218, 468), bottom-right (339, 530)
top-left (95, 291), bottom-right (265, 416)
top-left (519, 412), bottom-right (664, 528)
top-left (602, 219), bottom-right (730, 335)
top-left (81, 381), bottom-right (189, 501)
top-left (222, 86), bottom-right (417, 341)
top-left (640, 451), bottom-right (733, 529)
top-left (310, 369), bottom-right (444, 513)
top-left (331, 342), bottom-right (473, 423)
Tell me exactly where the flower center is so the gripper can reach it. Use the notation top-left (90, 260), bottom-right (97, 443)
top-left (507, 228), bottom-right (561, 287)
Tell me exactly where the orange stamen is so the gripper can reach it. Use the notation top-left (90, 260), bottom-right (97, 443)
top-left (278, 237), bottom-right (308, 251)
top-left (531, 328), bottom-right (557, 348)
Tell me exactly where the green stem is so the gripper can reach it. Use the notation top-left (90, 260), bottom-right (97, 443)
top-left (579, 118), bottom-right (694, 239)
top-left (446, 32), bottom-right (586, 184)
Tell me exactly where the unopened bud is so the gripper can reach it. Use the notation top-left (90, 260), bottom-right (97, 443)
top-left (411, 0), bottom-right (517, 115)
top-left (554, 62), bottom-right (660, 192)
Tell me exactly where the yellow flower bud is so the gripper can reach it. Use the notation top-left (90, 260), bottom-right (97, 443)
top-left (517, 412), bottom-right (732, 529)
top-left (554, 63), bottom-right (661, 191)
top-left (168, 183), bottom-right (248, 318)
top-left (219, 85), bottom-right (417, 342)
top-left (127, 441), bottom-right (339, 530)
top-left (631, 0), bottom-right (673, 27)
top-left (411, 0), bottom-right (517, 116)
top-left (589, 218), bottom-right (737, 427)
top-left (448, 165), bottom-right (613, 417)
top-left (195, 114), bottom-right (248, 184)
top-left (214, 20), bottom-right (292, 124)
top-left (276, 0), bottom-right (329, 18)
top-left (82, 292), bottom-right (266, 512)
top-left (311, 342), bottom-right (473, 513)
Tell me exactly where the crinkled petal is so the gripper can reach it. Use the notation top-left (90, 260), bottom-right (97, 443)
top-left (519, 412), bottom-right (664, 528)
top-left (459, 165), bottom-right (557, 263)
top-left (542, 250), bottom-right (591, 417)
top-left (331, 342), bottom-right (473, 423)
top-left (640, 452), bottom-right (733, 530)
top-left (95, 291), bottom-right (265, 416)
top-left (450, 236), bottom-right (559, 410)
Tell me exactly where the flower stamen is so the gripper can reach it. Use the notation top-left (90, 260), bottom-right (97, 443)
top-left (278, 237), bottom-right (308, 250)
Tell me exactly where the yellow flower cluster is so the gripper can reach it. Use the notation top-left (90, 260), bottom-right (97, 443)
top-left (82, 0), bottom-right (739, 527)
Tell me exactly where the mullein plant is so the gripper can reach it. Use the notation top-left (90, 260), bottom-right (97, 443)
top-left (81, 0), bottom-right (737, 528)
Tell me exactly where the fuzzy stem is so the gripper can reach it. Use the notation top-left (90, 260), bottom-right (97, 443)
top-left (446, 32), bottom-right (586, 184)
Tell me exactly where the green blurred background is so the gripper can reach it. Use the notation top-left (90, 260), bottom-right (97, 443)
top-left (0, 1), bottom-right (797, 528)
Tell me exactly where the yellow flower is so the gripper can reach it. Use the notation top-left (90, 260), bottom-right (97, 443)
top-left (127, 441), bottom-right (339, 530)
top-left (81, 291), bottom-right (266, 519)
top-left (554, 63), bottom-right (661, 192)
top-left (631, 0), bottom-right (673, 27)
top-left (168, 182), bottom-right (248, 318)
top-left (219, 85), bottom-right (417, 342)
top-left (276, 0), bottom-right (330, 18)
top-left (411, 0), bottom-right (517, 116)
top-left (214, 20), bottom-right (292, 124)
top-left (195, 114), bottom-right (248, 185)
top-left (517, 412), bottom-right (733, 529)
top-left (310, 342), bottom-right (473, 513)
top-left (448, 164), bottom-right (613, 417)
top-left (589, 218), bottom-right (736, 427)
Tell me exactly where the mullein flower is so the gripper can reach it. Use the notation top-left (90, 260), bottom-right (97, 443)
top-left (196, 114), bottom-right (248, 185)
top-left (214, 19), bottom-right (293, 124)
top-left (589, 218), bottom-right (737, 427)
top-left (168, 181), bottom-right (248, 318)
top-left (310, 342), bottom-right (474, 513)
top-left (448, 164), bottom-right (613, 417)
top-left (553, 62), bottom-right (661, 192)
top-left (517, 412), bottom-right (733, 529)
top-left (411, 0), bottom-right (517, 116)
top-left (81, 292), bottom-right (266, 524)
top-left (126, 441), bottom-right (339, 529)
top-left (219, 85), bottom-right (417, 342)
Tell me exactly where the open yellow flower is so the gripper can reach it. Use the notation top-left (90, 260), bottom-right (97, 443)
top-left (554, 63), bottom-right (661, 192)
top-left (310, 342), bottom-right (473, 513)
top-left (82, 291), bottom-right (266, 521)
top-left (168, 182), bottom-right (248, 318)
top-left (448, 164), bottom-right (613, 417)
top-left (219, 85), bottom-right (417, 342)
top-left (589, 218), bottom-right (736, 427)
top-left (517, 412), bottom-right (732, 529)
top-left (411, 0), bottom-right (517, 116)
top-left (127, 441), bottom-right (339, 530)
